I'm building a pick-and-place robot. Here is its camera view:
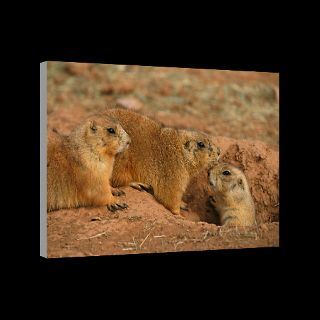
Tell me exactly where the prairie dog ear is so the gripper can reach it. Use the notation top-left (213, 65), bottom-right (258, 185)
top-left (184, 140), bottom-right (194, 151)
top-left (89, 120), bottom-right (97, 132)
top-left (183, 140), bottom-right (196, 163)
top-left (238, 178), bottom-right (245, 190)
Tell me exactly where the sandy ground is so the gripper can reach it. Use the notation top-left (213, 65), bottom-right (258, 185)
top-left (46, 62), bottom-right (279, 258)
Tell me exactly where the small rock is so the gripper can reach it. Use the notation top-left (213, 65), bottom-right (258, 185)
top-left (91, 217), bottom-right (102, 222)
top-left (100, 83), bottom-right (114, 95)
top-left (101, 81), bottom-right (134, 95)
top-left (114, 81), bottom-right (134, 93)
top-left (116, 97), bottom-right (143, 111)
top-left (65, 62), bottom-right (90, 75)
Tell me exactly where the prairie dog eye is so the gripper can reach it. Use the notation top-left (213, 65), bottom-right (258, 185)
top-left (222, 170), bottom-right (231, 176)
top-left (107, 128), bottom-right (115, 134)
top-left (197, 141), bottom-right (205, 149)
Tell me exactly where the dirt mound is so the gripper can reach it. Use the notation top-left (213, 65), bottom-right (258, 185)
top-left (214, 136), bottom-right (279, 224)
top-left (48, 187), bottom-right (279, 258)
top-left (184, 136), bottom-right (279, 225)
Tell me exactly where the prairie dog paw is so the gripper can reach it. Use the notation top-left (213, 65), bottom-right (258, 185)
top-left (107, 203), bottom-right (128, 212)
top-left (208, 196), bottom-right (216, 207)
top-left (112, 188), bottom-right (126, 197)
top-left (129, 182), bottom-right (153, 193)
top-left (180, 201), bottom-right (189, 211)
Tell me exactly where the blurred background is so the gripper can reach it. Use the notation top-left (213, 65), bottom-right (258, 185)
top-left (48, 62), bottom-right (279, 150)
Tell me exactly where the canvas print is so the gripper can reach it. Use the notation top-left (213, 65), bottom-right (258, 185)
top-left (40, 62), bottom-right (279, 258)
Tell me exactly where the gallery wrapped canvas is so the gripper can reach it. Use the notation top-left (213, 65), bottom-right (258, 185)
top-left (40, 62), bottom-right (279, 258)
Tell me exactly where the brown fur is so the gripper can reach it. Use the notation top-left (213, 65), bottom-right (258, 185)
top-left (47, 115), bottom-right (130, 211)
top-left (101, 108), bottom-right (221, 216)
top-left (208, 163), bottom-right (256, 226)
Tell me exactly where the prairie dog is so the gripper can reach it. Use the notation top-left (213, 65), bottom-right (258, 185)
top-left (208, 163), bottom-right (256, 226)
top-left (102, 108), bottom-right (221, 216)
top-left (47, 115), bottom-right (130, 212)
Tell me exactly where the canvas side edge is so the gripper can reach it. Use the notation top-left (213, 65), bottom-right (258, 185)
top-left (40, 62), bottom-right (47, 258)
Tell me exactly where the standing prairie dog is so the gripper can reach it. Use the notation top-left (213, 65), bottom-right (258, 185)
top-left (102, 108), bottom-right (221, 216)
top-left (208, 163), bottom-right (256, 226)
top-left (47, 115), bottom-right (131, 212)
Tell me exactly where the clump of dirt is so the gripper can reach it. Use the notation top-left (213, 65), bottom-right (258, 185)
top-left (64, 62), bottom-right (92, 75)
top-left (100, 80), bottom-right (135, 95)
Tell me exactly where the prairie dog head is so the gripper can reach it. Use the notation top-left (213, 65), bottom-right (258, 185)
top-left (179, 130), bottom-right (220, 172)
top-left (208, 163), bottom-right (256, 226)
top-left (208, 163), bottom-right (250, 195)
top-left (82, 116), bottom-right (131, 157)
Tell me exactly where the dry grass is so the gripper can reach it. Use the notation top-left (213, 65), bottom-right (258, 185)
top-left (47, 62), bottom-right (279, 146)
top-left (76, 231), bottom-right (110, 241)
